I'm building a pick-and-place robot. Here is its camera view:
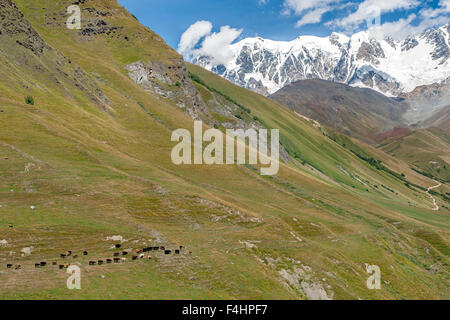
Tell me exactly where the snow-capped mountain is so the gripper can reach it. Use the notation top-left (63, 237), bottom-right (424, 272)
top-left (193, 23), bottom-right (450, 96)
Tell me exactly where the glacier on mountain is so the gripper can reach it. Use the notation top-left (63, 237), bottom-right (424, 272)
top-left (192, 23), bottom-right (450, 96)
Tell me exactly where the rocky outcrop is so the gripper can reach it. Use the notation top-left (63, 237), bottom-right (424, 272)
top-left (0, 0), bottom-right (48, 56)
top-left (356, 40), bottom-right (385, 65)
top-left (126, 60), bottom-right (210, 120)
top-left (0, 0), bottom-right (109, 110)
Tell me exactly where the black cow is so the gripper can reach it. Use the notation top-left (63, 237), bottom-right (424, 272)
top-left (160, 246), bottom-right (165, 250)
top-left (98, 260), bottom-right (104, 265)
top-left (164, 250), bottom-right (171, 255)
top-left (15, 265), bottom-right (21, 270)
top-left (60, 254), bottom-right (66, 258)
top-left (132, 256), bottom-right (138, 260)
top-left (67, 251), bottom-right (72, 256)
top-left (175, 250), bottom-right (180, 254)
top-left (34, 263), bottom-right (40, 268)
top-left (40, 262), bottom-right (47, 267)
top-left (153, 247), bottom-right (159, 251)
top-left (115, 244), bottom-right (121, 249)
top-left (83, 251), bottom-right (88, 255)
top-left (89, 261), bottom-right (96, 265)
top-left (179, 246), bottom-right (184, 250)
top-left (52, 262), bottom-right (57, 266)
top-left (106, 259), bottom-right (112, 264)
top-left (59, 265), bottom-right (64, 270)
top-left (113, 252), bottom-right (120, 257)
top-left (113, 258), bottom-right (120, 263)
top-left (122, 251), bottom-right (128, 256)
top-left (7, 264), bottom-right (12, 269)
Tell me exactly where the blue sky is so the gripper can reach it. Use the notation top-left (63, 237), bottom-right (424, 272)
top-left (118, 0), bottom-right (449, 52)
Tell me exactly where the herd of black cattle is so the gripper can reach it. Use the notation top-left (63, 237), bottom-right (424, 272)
top-left (3, 244), bottom-right (188, 271)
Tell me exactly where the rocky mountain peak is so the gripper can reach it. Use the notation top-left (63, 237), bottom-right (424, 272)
top-left (192, 24), bottom-right (450, 97)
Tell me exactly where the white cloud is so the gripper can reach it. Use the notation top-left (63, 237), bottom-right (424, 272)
top-left (178, 22), bottom-right (242, 66)
top-left (368, 14), bottom-right (416, 40)
top-left (178, 20), bottom-right (212, 58)
top-left (366, 0), bottom-right (450, 40)
top-left (420, 0), bottom-right (450, 18)
top-left (283, 0), bottom-right (340, 15)
top-left (296, 7), bottom-right (331, 27)
top-left (196, 26), bottom-right (242, 66)
top-left (283, 0), bottom-right (447, 34)
top-left (336, 0), bottom-right (419, 29)
top-left (283, 0), bottom-right (342, 27)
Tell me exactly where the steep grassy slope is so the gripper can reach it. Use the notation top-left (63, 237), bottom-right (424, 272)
top-left (380, 128), bottom-right (450, 184)
top-left (0, 0), bottom-right (448, 299)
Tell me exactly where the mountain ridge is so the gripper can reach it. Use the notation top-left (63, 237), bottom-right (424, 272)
top-left (270, 78), bottom-right (410, 143)
top-left (193, 23), bottom-right (450, 97)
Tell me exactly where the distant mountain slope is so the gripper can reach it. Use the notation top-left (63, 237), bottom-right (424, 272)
top-left (270, 79), bottom-right (409, 143)
top-left (194, 23), bottom-right (450, 97)
top-left (376, 127), bottom-right (413, 145)
top-left (380, 128), bottom-right (450, 183)
top-left (400, 82), bottom-right (450, 125)
top-left (420, 105), bottom-right (450, 131)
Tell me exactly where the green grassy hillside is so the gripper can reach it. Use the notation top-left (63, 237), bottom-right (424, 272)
top-left (380, 128), bottom-right (450, 184)
top-left (0, 0), bottom-right (448, 299)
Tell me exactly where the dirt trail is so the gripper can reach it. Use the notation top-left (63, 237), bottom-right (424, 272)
top-left (427, 181), bottom-right (441, 211)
